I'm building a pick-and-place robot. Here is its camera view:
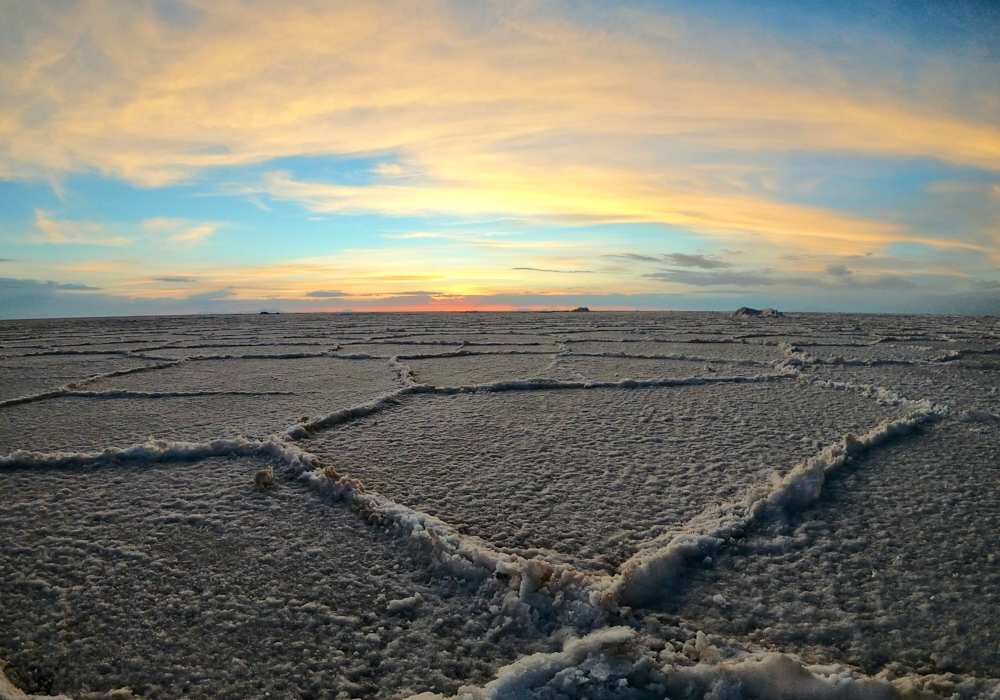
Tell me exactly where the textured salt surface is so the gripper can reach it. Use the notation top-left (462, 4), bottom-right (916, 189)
top-left (668, 422), bottom-right (1000, 678)
top-left (0, 359), bottom-right (398, 454)
top-left (565, 340), bottom-right (782, 363)
top-left (89, 357), bottom-right (394, 397)
top-left (405, 354), bottom-right (558, 386)
top-left (138, 346), bottom-right (337, 360)
top-left (0, 311), bottom-right (997, 700)
top-left (810, 362), bottom-right (1000, 415)
top-left (0, 457), bottom-right (547, 699)
top-left (0, 355), bottom-right (156, 402)
top-left (553, 356), bottom-right (764, 382)
top-left (338, 343), bottom-right (464, 357)
top-left (305, 382), bottom-right (902, 572)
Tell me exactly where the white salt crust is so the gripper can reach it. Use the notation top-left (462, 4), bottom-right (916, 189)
top-left (0, 311), bottom-right (996, 698)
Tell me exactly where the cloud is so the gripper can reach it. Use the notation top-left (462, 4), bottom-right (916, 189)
top-left (2, 0), bottom-right (998, 262)
top-left (155, 276), bottom-right (197, 283)
top-left (142, 218), bottom-right (222, 244)
top-left (33, 210), bottom-right (133, 247)
top-left (646, 269), bottom-right (776, 287)
top-left (381, 232), bottom-right (443, 240)
top-left (304, 289), bottom-right (348, 297)
top-left (29, 212), bottom-right (222, 248)
top-left (512, 267), bottom-right (595, 274)
top-left (373, 163), bottom-right (404, 177)
top-left (257, 170), bottom-right (918, 255)
top-left (607, 253), bottom-right (661, 263)
top-left (0, 259), bottom-right (14, 262)
top-left (4, 281), bottom-right (996, 319)
top-left (646, 266), bottom-right (927, 292)
top-left (185, 289), bottom-right (234, 302)
top-left (4, 0), bottom-right (1000, 188)
top-left (865, 275), bottom-right (916, 290)
top-left (56, 282), bottom-right (102, 291)
top-left (662, 253), bottom-right (731, 269)
top-left (826, 263), bottom-right (853, 277)
top-left (0, 277), bottom-right (100, 291)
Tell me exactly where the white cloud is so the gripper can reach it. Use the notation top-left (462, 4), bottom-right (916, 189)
top-left (33, 210), bottom-right (133, 246)
top-left (142, 217), bottom-right (222, 244)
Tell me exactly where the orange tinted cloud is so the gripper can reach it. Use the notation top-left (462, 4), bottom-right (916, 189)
top-left (3, 0), bottom-right (999, 183)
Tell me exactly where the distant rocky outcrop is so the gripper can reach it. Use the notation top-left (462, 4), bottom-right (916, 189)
top-left (571, 307), bottom-right (590, 312)
top-left (733, 307), bottom-right (782, 318)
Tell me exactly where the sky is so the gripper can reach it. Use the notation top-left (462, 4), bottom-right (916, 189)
top-left (1, 0), bottom-right (999, 317)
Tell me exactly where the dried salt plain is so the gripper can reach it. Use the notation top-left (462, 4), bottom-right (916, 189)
top-left (0, 311), bottom-right (998, 700)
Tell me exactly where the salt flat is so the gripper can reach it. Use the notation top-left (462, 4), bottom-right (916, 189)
top-left (1, 311), bottom-right (998, 700)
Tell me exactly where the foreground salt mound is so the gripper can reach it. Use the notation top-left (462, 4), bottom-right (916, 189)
top-left (0, 457), bottom-right (548, 698)
top-left (408, 625), bottom-right (982, 700)
top-left (306, 382), bottom-right (903, 572)
top-left (669, 421), bottom-right (1000, 679)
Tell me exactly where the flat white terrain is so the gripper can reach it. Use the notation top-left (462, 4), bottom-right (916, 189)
top-left (0, 311), bottom-right (997, 700)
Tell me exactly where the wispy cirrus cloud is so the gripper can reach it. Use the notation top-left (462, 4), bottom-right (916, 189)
top-left (662, 253), bottom-right (731, 269)
top-left (646, 269), bottom-right (777, 287)
top-left (256, 170), bottom-right (911, 255)
top-left (0, 277), bottom-right (100, 291)
top-left (29, 212), bottom-right (223, 248)
top-left (304, 290), bottom-right (348, 298)
top-left (33, 210), bottom-right (133, 247)
top-left (512, 267), bottom-right (594, 274)
top-left (4, 0), bottom-right (1000, 188)
top-left (142, 217), bottom-right (222, 244)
